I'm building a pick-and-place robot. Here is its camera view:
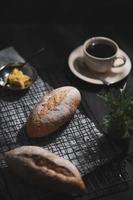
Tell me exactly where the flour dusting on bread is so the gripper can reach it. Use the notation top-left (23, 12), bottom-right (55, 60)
top-left (27, 86), bottom-right (81, 138)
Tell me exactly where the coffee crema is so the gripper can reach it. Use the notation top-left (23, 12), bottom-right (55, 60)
top-left (86, 43), bottom-right (116, 58)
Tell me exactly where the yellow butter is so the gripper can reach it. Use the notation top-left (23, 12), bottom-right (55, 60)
top-left (8, 68), bottom-right (32, 88)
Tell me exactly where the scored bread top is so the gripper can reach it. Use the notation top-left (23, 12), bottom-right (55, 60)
top-left (37, 86), bottom-right (81, 116)
top-left (39, 88), bottom-right (69, 115)
top-left (27, 86), bottom-right (81, 137)
top-left (6, 146), bottom-right (80, 177)
top-left (5, 146), bottom-right (86, 193)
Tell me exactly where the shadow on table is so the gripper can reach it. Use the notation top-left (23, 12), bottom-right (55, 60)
top-left (0, 166), bottom-right (74, 200)
top-left (1, 157), bottom-right (129, 200)
top-left (0, 87), bottom-right (28, 102)
top-left (16, 120), bottom-right (72, 147)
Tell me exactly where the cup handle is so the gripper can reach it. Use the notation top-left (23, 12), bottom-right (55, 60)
top-left (112, 55), bottom-right (126, 68)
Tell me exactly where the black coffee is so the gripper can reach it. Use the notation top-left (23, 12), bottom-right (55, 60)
top-left (86, 43), bottom-right (116, 58)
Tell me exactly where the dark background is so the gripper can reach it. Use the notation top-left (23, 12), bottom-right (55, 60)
top-left (0, 0), bottom-right (133, 57)
top-left (0, 1), bottom-right (133, 200)
top-left (0, 0), bottom-right (133, 23)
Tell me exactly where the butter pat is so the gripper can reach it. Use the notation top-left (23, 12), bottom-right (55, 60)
top-left (8, 68), bottom-right (32, 89)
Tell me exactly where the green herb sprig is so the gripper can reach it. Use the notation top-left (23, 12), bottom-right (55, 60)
top-left (99, 89), bottom-right (133, 138)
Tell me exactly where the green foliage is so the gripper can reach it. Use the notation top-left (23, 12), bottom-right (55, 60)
top-left (99, 89), bottom-right (133, 138)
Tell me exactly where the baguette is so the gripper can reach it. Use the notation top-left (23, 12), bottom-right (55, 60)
top-left (5, 146), bottom-right (86, 193)
top-left (27, 86), bottom-right (81, 138)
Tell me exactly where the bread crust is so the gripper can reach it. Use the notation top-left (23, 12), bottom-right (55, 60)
top-left (5, 146), bottom-right (86, 193)
top-left (27, 86), bottom-right (81, 138)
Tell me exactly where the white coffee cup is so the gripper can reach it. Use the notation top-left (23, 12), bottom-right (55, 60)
top-left (83, 36), bottom-right (126, 73)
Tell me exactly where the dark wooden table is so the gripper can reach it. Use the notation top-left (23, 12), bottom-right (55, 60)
top-left (0, 23), bottom-right (133, 200)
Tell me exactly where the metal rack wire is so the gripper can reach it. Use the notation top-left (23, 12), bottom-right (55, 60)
top-left (0, 47), bottom-right (130, 200)
top-left (0, 77), bottom-right (123, 172)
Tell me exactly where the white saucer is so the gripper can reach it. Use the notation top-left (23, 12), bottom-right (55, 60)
top-left (68, 45), bottom-right (132, 85)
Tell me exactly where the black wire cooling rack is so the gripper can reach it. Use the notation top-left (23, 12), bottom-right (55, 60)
top-left (0, 47), bottom-right (130, 200)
